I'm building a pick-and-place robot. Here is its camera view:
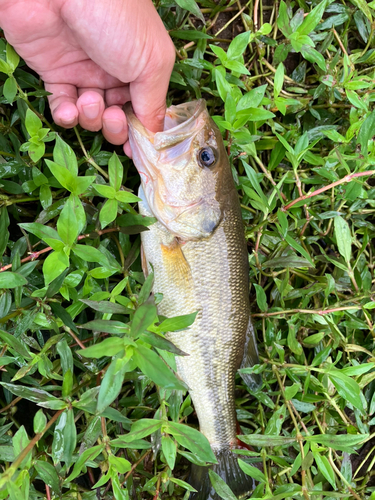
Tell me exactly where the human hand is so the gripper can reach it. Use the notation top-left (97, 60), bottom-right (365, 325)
top-left (0, 0), bottom-right (175, 155)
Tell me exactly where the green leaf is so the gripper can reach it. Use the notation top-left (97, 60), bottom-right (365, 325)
top-left (285, 234), bottom-right (315, 267)
top-left (34, 409), bottom-right (47, 433)
top-left (117, 213), bottom-right (156, 228)
top-left (35, 460), bottom-right (61, 495)
top-left (73, 175), bottom-right (96, 195)
top-left (140, 330), bottom-right (187, 356)
top-left (253, 284), bottom-right (267, 312)
top-left (39, 184), bottom-right (53, 209)
top-left (52, 408), bottom-right (77, 467)
top-left (341, 363), bottom-right (375, 376)
top-left (0, 207), bottom-right (9, 258)
top-left (284, 383), bottom-right (300, 401)
top-left (170, 477), bottom-right (197, 492)
top-left (120, 419), bottom-right (163, 442)
top-left (133, 344), bottom-right (186, 390)
top-left (53, 136), bottom-right (78, 176)
top-left (0, 445), bottom-right (14, 462)
top-left (215, 69), bottom-right (232, 103)
top-left (115, 190), bottom-right (141, 203)
top-left (306, 433), bottom-right (368, 453)
top-left (45, 160), bottom-right (77, 192)
top-left (329, 370), bottom-right (363, 411)
top-left (0, 58), bottom-right (10, 74)
top-left (5, 44), bottom-right (20, 72)
top-left (237, 85), bottom-right (267, 111)
top-left (166, 421), bottom-right (217, 463)
top-left (28, 138), bottom-right (44, 161)
top-left (73, 244), bottom-right (109, 266)
top-left (97, 355), bottom-right (129, 413)
top-left (312, 451), bottom-right (336, 488)
top-left (351, 0), bottom-right (373, 21)
top-left (18, 222), bottom-right (62, 249)
top-left (357, 110), bottom-right (375, 156)
top-left (65, 444), bottom-right (104, 483)
top-left (57, 196), bottom-right (80, 247)
top-left (208, 470), bottom-right (237, 500)
top-left (0, 329), bottom-right (31, 359)
top-left (94, 184), bottom-right (116, 199)
top-left (334, 216), bottom-right (352, 264)
top-left (170, 30), bottom-right (212, 41)
top-left (99, 198), bottom-right (118, 229)
top-left (3, 77), bottom-right (17, 103)
top-left (13, 426), bottom-right (32, 468)
top-left (50, 302), bottom-right (79, 334)
top-left (0, 272), bottom-right (27, 288)
top-left (297, 0), bottom-right (328, 35)
top-left (78, 337), bottom-right (124, 358)
top-left (43, 250), bottom-right (70, 285)
top-left (300, 46), bottom-right (326, 71)
top-left (227, 32), bottom-right (250, 60)
top-left (25, 109), bottom-right (42, 136)
top-left (346, 89), bottom-right (367, 110)
top-left (274, 63), bottom-right (284, 98)
top-left (0, 382), bottom-right (65, 409)
top-left (80, 299), bottom-right (132, 315)
top-left (277, 1), bottom-right (292, 37)
top-left (161, 435), bottom-right (177, 469)
top-left (174, 0), bottom-right (204, 23)
top-left (238, 458), bottom-right (266, 483)
top-left (156, 311), bottom-right (198, 333)
top-left (237, 107), bottom-right (275, 121)
top-left (130, 302), bottom-right (158, 337)
top-left (238, 434), bottom-right (297, 447)
top-left (108, 152), bottom-right (123, 191)
top-left (108, 454), bottom-right (131, 474)
top-left (79, 319), bottom-right (129, 335)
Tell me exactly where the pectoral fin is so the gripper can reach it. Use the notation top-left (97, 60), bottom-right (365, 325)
top-left (161, 240), bottom-right (192, 283)
top-left (239, 319), bottom-right (262, 391)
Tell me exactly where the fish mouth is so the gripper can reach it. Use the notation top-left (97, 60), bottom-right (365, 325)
top-left (124, 99), bottom-right (207, 149)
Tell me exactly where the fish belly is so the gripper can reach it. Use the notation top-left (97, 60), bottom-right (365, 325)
top-left (140, 200), bottom-right (250, 450)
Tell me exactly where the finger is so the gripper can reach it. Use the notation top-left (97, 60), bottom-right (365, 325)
top-left (102, 106), bottom-right (128, 146)
top-left (76, 89), bottom-right (105, 132)
top-left (123, 140), bottom-right (132, 159)
top-left (105, 86), bottom-right (131, 107)
top-left (45, 83), bottom-right (79, 128)
top-left (129, 38), bottom-right (175, 133)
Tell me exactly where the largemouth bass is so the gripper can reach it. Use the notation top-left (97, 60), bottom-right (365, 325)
top-left (125, 99), bottom-right (260, 499)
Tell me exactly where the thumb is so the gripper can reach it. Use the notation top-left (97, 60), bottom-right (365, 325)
top-left (129, 43), bottom-right (175, 133)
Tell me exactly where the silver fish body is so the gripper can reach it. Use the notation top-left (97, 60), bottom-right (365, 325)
top-left (125, 100), bottom-right (260, 499)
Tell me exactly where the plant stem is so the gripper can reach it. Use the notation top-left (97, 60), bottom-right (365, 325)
top-left (252, 305), bottom-right (360, 318)
top-left (0, 227), bottom-right (120, 273)
top-left (74, 127), bottom-right (109, 179)
top-left (283, 171), bottom-right (375, 211)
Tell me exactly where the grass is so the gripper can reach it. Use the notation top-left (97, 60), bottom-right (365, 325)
top-left (1, 0), bottom-right (375, 499)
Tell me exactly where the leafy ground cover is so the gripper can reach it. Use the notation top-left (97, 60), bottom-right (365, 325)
top-left (1, 0), bottom-right (375, 498)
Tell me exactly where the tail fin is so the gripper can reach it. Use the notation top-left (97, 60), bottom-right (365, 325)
top-left (189, 449), bottom-right (255, 500)
top-left (239, 320), bottom-right (262, 391)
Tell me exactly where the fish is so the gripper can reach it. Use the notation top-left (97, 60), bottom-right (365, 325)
top-left (124, 99), bottom-right (261, 500)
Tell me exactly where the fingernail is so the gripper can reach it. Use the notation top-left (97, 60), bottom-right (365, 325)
top-left (104, 119), bottom-right (124, 134)
top-left (60, 117), bottom-right (76, 127)
top-left (82, 103), bottom-right (100, 120)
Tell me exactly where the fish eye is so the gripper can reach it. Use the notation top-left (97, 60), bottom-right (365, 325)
top-left (197, 147), bottom-right (216, 168)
